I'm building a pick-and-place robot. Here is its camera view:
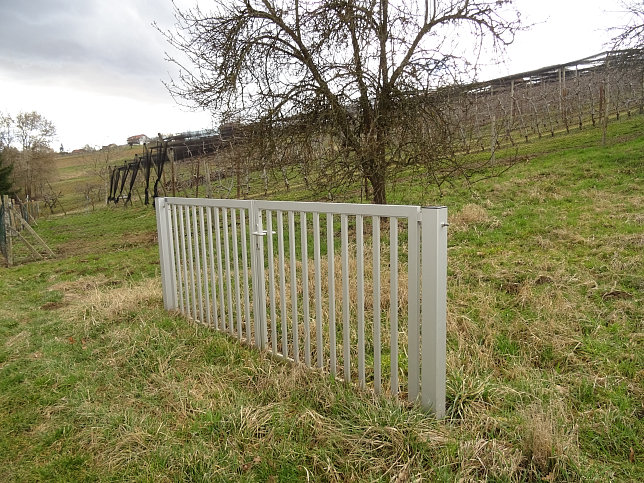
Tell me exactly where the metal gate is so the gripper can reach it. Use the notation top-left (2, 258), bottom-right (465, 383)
top-left (156, 197), bottom-right (447, 417)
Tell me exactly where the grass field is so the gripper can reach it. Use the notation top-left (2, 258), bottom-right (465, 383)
top-left (0, 116), bottom-right (642, 480)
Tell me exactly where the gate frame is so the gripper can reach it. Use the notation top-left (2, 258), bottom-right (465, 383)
top-left (156, 197), bottom-right (447, 418)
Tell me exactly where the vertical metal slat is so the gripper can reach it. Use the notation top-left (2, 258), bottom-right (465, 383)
top-left (186, 206), bottom-right (198, 321)
top-left (199, 207), bottom-right (211, 326)
top-left (313, 212), bottom-right (323, 370)
top-left (372, 215), bottom-right (381, 394)
top-left (301, 211), bottom-right (311, 367)
top-left (214, 208), bottom-right (226, 332)
top-left (390, 217), bottom-right (399, 396)
top-left (277, 211), bottom-right (288, 358)
top-left (266, 211), bottom-right (278, 355)
top-left (192, 206), bottom-right (204, 323)
top-left (341, 214), bottom-right (350, 382)
top-left (206, 207), bottom-right (219, 329)
top-left (327, 213), bottom-right (336, 376)
top-left (231, 209), bottom-right (243, 341)
top-left (356, 215), bottom-right (365, 388)
top-left (240, 209), bottom-right (251, 340)
top-left (179, 205), bottom-right (190, 319)
top-left (288, 211), bottom-right (299, 363)
top-left (172, 205), bottom-right (185, 313)
top-left (222, 208), bottom-right (234, 336)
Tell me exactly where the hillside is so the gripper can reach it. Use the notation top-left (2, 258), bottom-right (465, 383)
top-left (0, 115), bottom-right (642, 480)
top-left (46, 144), bottom-right (146, 215)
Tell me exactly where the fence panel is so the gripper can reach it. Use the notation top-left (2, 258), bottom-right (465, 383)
top-left (156, 197), bottom-right (447, 417)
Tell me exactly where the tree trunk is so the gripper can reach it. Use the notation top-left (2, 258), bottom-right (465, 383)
top-left (367, 148), bottom-right (387, 204)
top-left (369, 124), bottom-right (388, 205)
top-left (370, 173), bottom-right (387, 204)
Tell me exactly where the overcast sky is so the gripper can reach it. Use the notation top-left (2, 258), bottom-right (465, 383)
top-left (0, 0), bottom-right (630, 151)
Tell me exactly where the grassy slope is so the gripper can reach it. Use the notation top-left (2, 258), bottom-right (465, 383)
top-left (0, 117), bottom-right (642, 481)
top-left (46, 145), bottom-right (145, 214)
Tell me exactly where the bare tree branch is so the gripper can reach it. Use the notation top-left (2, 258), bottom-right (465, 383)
top-left (160, 0), bottom-right (522, 203)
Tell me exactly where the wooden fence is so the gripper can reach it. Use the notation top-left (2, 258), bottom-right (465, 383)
top-left (1, 195), bottom-right (53, 266)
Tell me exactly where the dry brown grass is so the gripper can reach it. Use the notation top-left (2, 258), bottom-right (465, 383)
top-left (4, 329), bottom-right (30, 351)
top-left (519, 402), bottom-right (580, 478)
top-left (57, 276), bottom-right (162, 330)
top-left (458, 438), bottom-right (523, 481)
top-left (450, 203), bottom-right (496, 232)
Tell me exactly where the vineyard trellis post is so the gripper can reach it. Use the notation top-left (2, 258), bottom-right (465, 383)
top-left (1, 195), bottom-right (12, 266)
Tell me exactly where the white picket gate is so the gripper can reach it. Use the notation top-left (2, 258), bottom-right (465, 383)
top-left (155, 197), bottom-right (447, 417)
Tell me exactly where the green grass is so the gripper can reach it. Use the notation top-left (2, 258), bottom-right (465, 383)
top-left (1, 115), bottom-right (643, 480)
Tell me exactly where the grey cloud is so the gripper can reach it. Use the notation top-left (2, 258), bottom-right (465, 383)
top-left (0, 0), bottom-right (180, 98)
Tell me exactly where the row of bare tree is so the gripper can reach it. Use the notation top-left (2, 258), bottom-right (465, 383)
top-left (447, 49), bottom-right (644, 151)
top-left (108, 49), bottom-right (641, 207)
top-left (155, 0), bottom-right (643, 204)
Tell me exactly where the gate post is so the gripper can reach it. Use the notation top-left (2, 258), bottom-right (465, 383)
top-left (155, 197), bottom-right (177, 310)
top-left (421, 206), bottom-right (448, 419)
top-left (249, 202), bottom-right (267, 349)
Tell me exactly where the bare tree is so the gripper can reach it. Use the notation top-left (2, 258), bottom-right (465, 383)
top-left (609, 0), bottom-right (644, 49)
top-left (15, 112), bottom-right (56, 152)
top-left (89, 145), bottom-right (116, 204)
top-left (0, 149), bottom-right (13, 195)
top-left (11, 112), bottom-right (57, 200)
top-left (0, 113), bottom-right (13, 149)
top-left (0, 113), bottom-right (15, 195)
top-left (161, 0), bottom-right (521, 204)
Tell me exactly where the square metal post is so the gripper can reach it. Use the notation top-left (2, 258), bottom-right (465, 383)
top-left (421, 206), bottom-right (448, 419)
top-left (155, 197), bottom-right (178, 310)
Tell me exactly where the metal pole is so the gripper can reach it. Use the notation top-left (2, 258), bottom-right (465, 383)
top-left (155, 197), bottom-right (177, 310)
top-left (421, 206), bottom-right (448, 419)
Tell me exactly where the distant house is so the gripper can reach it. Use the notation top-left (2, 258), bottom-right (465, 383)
top-left (127, 134), bottom-right (149, 146)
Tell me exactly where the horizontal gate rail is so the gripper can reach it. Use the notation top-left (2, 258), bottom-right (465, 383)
top-left (156, 197), bottom-right (447, 417)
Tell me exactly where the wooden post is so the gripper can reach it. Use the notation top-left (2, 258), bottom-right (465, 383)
top-left (194, 158), bottom-right (200, 198)
top-left (490, 113), bottom-right (497, 164)
top-left (600, 64), bottom-right (610, 146)
top-left (204, 158), bottom-right (212, 198)
top-left (3, 195), bottom-right (13, 266)
top-left (510, 78), bottom-right (515, 125)
top-left (11, 207), bottom-right (55, 257)
top-left (558, 67), bottom-right (563, 117)
top-left (9, 226), bottom-right (43, 260)
top-left (640, 66), bottom-right (644, 115)
top-left (169, 148), bottom-right (176, 197)
top-left (104, 170), bottom-right (109, 205)
top-left (236, 155), bottom-right (241, 199)
top-left (560, 67), bottom-right (569, 133)
top-left (604, 60), bottom-right (610, 145)
top-left (576, 67), bottom-right (583, 130)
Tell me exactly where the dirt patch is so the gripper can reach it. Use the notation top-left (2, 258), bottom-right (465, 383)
top-left (119, 231), bottom-right (157, 248)
top-left (56, 229), bottom-right (157, 258)
top-left (50, 275), bottom-right (121, 304)
top-left (40, 301), bottom-right (67, 311)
